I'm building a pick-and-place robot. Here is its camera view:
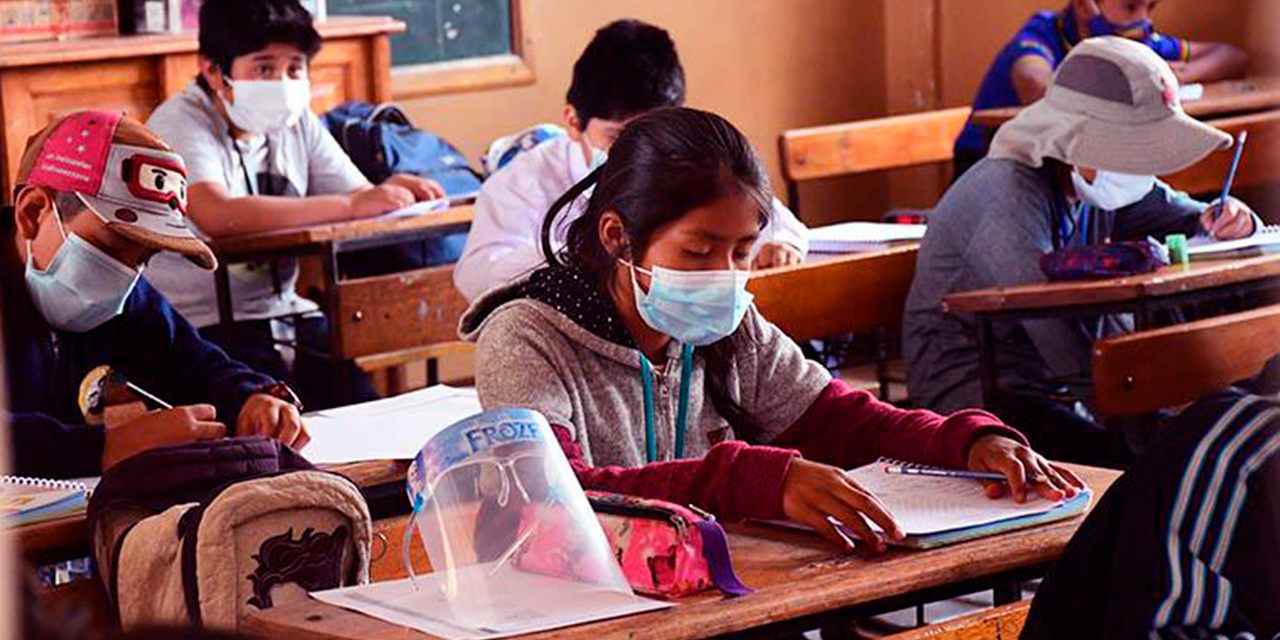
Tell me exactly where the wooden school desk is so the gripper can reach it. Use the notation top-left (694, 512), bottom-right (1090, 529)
top-left (242, 463), bottom-right (1120, 640)
top-left (209, 204), bottom-right (476, 385)
top-left (969, 77), bottom-right (1280, 128)
top-left (0, 16), bottom-right (404, 204)
top-left (751, 245), bottom-right (920, 398)
top-left (943, 254), bottom-right (1280, 407)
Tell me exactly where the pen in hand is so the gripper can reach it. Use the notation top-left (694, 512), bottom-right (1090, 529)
top-left (105, 370), bottom-right (174, 410)
top-left (883, 464), bottom-right (1008, 483)
top-left (1214, 131), bottom-right (1248, 222)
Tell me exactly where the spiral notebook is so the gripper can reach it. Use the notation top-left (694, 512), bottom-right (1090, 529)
top-left (0, 476), bottom-right (96, 527)
top-left (1187, 224), bottom-right (1280, 260)
top-left (768, 459), bottom-right (1092, 549)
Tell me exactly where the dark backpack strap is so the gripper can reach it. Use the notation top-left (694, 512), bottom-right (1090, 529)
top-left (368, 103), bottom-right (411, 127)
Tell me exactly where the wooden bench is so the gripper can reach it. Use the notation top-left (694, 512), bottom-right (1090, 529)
top-left (1164, 108), bottom-right (1280, 196)
top-left (1093, 302), bottom-right (1280, 418)
top-left (778, 107), bottom-right (971, 215)
top-left (881, 600), bottom-right (1031, 640)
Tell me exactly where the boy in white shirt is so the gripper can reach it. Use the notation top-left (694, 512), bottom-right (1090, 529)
top-left (146, 0), bottom-right (446, 409)
top-left (454, 19), bottom-right (809, 302)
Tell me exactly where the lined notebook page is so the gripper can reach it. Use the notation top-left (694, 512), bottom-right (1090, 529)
top-left (1186, 224), bottom-right (1280, 257)
top-left (846, 461), bottom-right (1065, 535)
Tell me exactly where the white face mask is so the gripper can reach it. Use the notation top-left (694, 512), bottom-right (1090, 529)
top-left (25, 224), bottom-right (141, 333)
top-left (1071, 169), bottom-right (1157, 211)
top-left (584, 141), bottom-right (608, 172)
top-left (222, 78), bottom-right (311, 135)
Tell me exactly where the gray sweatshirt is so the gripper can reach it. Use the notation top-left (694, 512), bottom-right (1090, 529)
top-left (459, 281), bottom-right (831, 467)
top-left (903, 158), bottom-right (1207, 413)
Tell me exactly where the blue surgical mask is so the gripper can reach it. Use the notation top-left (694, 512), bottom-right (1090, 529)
top-left (1087, 15), bottom-right (1154, 41)
top-left (586, 142), bottom-right (607, 172)
top-left (25, 227), bottom-right (141, 333)
top-left (624, 260), bottom-right (753, 346)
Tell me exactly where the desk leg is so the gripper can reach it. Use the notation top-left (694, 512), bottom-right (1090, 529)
top-left (874, 325), bottom-right (891, 401)
top-left (215, 263), bottom-right (235, 331)
top-left (994, 579), bottom-right (1022, 605)
top-left (324, 244), bottom-right (347, 386)
top-left (977, 316), bottom-right (999, 408)
top-left (1136, 300), bottom-right (1152, 331)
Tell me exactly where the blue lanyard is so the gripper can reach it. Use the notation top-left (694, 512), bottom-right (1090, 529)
top-left (640, 344), bottom-right (694, 463)
top-left (1058, 203), bottom-right (1092, 248)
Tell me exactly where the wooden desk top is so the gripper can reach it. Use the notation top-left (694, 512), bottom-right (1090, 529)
top-left (0, 16), bottom-right (405, 69)
top-left (12, 458), bottom-right (411, 559)
top-left (944, 254), bottom-right (1280, 316)
top-left (970, 77), bottom-right (1280, 128)
top-left (242, 463), bottom-right (1119, 640)
top-left (211, 204), bottom-right (476, 261)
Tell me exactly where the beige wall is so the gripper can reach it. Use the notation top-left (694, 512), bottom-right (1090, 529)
top-left (399, 0), bottom-right (890, 225)
top-left (398, 0), bottom-right (1274, 226)
top-left (939, 1), bottom-right (1262, 107)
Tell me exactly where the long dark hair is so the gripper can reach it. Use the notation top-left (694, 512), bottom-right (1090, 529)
top-left (541, 107), bottom-right (773, 435)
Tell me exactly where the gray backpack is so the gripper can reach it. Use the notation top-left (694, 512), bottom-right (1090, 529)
top-left (89, 438), bottom-right (372, 632)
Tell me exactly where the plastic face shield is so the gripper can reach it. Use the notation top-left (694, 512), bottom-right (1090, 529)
top-left (403, 409), bottom-right (633, 632)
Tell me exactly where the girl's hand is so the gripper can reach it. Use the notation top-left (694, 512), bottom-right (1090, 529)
top-left (782, 459), bottom-right (905, 552)
top-left (966, 434), bottom-right (1085, 504)
top-left (1201, 197), bottom-right (1257, 241)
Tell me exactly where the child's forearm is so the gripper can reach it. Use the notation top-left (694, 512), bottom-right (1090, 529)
top-left (189, 185), bottom-right (357, 238)
top-left (1179, 42), bottom-right (1250, 84)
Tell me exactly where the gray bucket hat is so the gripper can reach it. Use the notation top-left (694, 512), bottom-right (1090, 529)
top-left (989, 36), bottom-right (1233, 176)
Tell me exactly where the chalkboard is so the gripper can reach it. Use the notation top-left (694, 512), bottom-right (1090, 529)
top-left (328, 0), bottom-right (513, 67)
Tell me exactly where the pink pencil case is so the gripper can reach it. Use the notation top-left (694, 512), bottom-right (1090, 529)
top-left (515, 491), bottom-right (752, 598)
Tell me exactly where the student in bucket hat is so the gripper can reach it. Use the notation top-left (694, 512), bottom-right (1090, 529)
top-left (904, 37), bottom-right (1261, 466)
top-left (4, 110), bottom-right (309, 478)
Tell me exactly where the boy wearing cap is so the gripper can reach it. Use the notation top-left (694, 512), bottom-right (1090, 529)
top-left (905, 37), bottom-right (1258, 465)
top-left (144, 0), bottom-right (445, 409)
top-left (954, 0), bottom-right (1249, 176)
top-left (4, 110), bottom-right (309, 479)
top-left (452, 19), bottom-right (809, 302)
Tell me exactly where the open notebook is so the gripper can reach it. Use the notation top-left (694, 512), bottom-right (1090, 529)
top-left (0, 476), bottom-right (98, 527)
top-left (770, 459), bottom-right (1092, 549)
top-left (1187, 224), bottom-right (1280, 261)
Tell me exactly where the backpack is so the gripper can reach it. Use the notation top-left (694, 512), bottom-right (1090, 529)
top-left (89, 437), bottom-right (372, 633)
top-left (321, 102), bottom-right (483, 196)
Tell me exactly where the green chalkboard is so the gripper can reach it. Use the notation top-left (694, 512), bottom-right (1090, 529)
top-left (328, 0), bottom-right (512, 67)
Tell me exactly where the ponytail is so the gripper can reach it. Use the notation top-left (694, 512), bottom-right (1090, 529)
top-left (541, 166), bottom-right (603, 268)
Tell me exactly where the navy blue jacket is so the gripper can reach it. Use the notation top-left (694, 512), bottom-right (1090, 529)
top-left (1023, 355), bottom-right (1280, 639)
top-left (2, 209), bottom-right (274, 478)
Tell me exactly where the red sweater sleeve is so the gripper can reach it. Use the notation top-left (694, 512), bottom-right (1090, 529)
top-left (769, 379), bottom-right (1028, 470)
top-left (552, 425), bottom-right (798, 522)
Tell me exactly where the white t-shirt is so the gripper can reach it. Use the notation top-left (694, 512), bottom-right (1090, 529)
top-left (453, 134), bottom-right (810, 302)
top-left (145, 82), bottom-right (369, 327)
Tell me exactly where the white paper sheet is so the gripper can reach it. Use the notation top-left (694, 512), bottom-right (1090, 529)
top-left (1179, 83), bottom-right (1206, 102)
top-left (806, 222), bottom-right (927, 254)
top-left (301, 386), bottom-right (482, 464)
top-left (378, 198), bottom-right (452, 218)
top-left (378, 192), bottom-right (480, 219)
top-left (311, 566), bottom-right (671, 640)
